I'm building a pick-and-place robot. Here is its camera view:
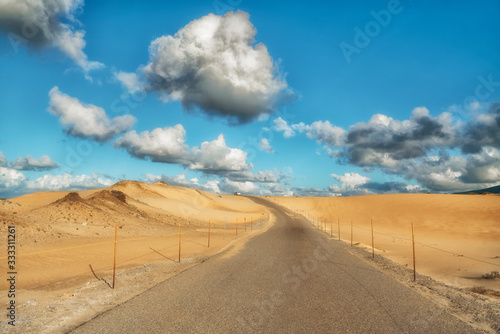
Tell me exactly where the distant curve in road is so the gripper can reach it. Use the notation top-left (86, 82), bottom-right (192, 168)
top-left (71, 197), bottom-right (478, 333)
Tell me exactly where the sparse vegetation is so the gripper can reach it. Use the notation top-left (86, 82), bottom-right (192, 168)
top-left (482, 271), bottom-right (500, 280)
top-left (111, 190), bottom-right (127, 203)
top-left (469, 286), bottom-right (500, 298)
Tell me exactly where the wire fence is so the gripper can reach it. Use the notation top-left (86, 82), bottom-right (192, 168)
top-left (1, 215), bottom-right (270, 291)
top-left (280, 204), bottom-right (500, 282)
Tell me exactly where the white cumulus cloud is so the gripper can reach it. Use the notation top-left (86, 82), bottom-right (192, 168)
top-left (114, 125), bottom-right (190, 164)
top-left (141, 10), bottom-right (291, 123)
top-left (115, 125), bottom-right (251, 176)
top-left (48, 86), bottom-right (137, 142)
top-left (0, 167), bottom-right (27, 190)
top-left (190, 134), bottom-right (251, 172)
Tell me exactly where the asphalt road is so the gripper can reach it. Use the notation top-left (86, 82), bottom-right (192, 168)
top-left (71, 197), bottom-right (478, 333)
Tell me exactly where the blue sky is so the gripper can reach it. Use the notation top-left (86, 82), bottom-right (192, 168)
top-left (1, 0), bottom-right (500, 198)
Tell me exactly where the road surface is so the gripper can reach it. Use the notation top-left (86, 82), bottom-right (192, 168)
top-left (71, 197), bottom-right (478, 333)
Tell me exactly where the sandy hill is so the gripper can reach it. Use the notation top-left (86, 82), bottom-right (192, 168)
top-left (0, 180), bottom-right (268, 247)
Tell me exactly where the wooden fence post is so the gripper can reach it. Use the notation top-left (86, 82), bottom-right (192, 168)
top-left (112, 222), bottom-right (117, 289)
top-left (371, 219), bottom-right (374, 258)
top-left (338, 218), bottom-right (340, 241)
top-left (350, 220), bottom-right (353, 247)
top-left (412, 223), bottom-right (416, 281)
top-left (178, 220), bottom-right (181, 263)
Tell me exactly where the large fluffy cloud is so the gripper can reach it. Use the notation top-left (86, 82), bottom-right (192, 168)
top-left (0, 0), bottom-right (103, 74)
top-left (10, 154), bottom-right (58, 171)
top-left (141, 11), bottom-right (290, 123)
top-left (115, 125), bottom-right (251, 175)
top-left (48, 87), bottom-right (136, 142)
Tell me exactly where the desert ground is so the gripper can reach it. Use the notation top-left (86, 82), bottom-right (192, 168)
top-left (270, 193), bottom-right (500, 291)
top-left (1, 181), bottom-right (499, 332)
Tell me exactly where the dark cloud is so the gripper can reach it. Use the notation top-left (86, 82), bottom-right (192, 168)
top-left (461, 103), bottom-right (500, 154)
top-left (344, 108), bottom-right (458, 167)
